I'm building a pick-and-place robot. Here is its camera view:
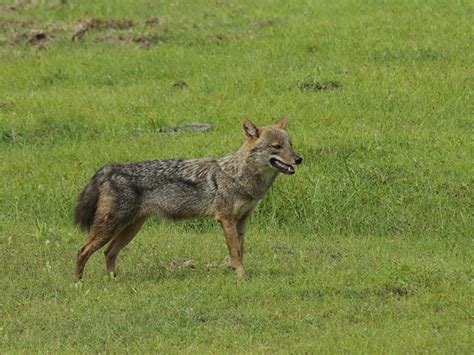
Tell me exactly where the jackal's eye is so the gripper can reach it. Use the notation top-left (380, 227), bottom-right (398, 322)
top-left (271, 143), bottom-right (283, 150)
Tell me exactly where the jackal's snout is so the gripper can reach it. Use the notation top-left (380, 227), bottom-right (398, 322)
top-left (270, 151), bottom-right (302, 175)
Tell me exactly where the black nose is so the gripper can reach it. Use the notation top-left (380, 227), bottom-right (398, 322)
top-left (295, 156), bottom-right (303, 165)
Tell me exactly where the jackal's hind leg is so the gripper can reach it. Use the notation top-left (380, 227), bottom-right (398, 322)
top-left (104, 218), bottom-right (145, 275)
top-left (75, 206), bottom-right (128, 280)
top-left (76, 226), bottom-right (118, 280)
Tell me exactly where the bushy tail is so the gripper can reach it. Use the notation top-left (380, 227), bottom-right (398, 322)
top-left (74, 173), bottom-right (101, 232)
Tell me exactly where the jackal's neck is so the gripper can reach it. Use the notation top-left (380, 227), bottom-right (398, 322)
top-left (218, 145), bottom-right (277, 199)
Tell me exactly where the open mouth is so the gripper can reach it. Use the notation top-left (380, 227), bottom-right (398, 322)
top-left (270, 158), bottom-right (295, 175)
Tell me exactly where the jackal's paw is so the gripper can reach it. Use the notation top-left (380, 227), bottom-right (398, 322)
top-left (223, 255), bottom-right (233, 268)
top-left (235, 266), bottom-right (245, 279)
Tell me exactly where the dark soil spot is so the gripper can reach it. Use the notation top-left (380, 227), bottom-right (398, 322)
top-left (132, 35), bottom-right (150, 48)
top-left (172, 80), bottom-right (188, 89)
top-left (203, 34), bottom-right (226, 44)
top-left (27, 30), bottom-right (47, 42)
top-left (196, 315), bottom-right (209, 323)
top-left (145, 17), bottom-right (162, 26)
top-left (2, 132), bottom-right (21, 144)
top-left (298, 80), bottom-right (340, 92)
top-left (379, 285), bottom-right (411, 299)
top-left (307, 45), bottom-right (319, 53)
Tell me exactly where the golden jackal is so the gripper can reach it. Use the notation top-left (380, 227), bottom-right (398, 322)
top-left (75, 117), bottom-right (302, 280)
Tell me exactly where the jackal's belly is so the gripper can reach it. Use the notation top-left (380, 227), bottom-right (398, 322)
top-left (142, 184), bottom-right (215, 220)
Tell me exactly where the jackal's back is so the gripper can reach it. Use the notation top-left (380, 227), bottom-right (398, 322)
top-left (99, 158), bottom-right (221, 220)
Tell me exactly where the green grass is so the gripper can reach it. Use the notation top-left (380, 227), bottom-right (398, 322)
top-left (1, 0), bottom-right (472, 352)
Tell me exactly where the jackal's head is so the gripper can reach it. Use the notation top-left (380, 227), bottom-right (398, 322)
top-left (242, 117), bottom-right (303, 175)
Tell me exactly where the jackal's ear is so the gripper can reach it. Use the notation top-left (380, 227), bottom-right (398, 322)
top-left (242, 119), bottom-right (260, 140)
top-left (273, 116), bottom-right (288, 130)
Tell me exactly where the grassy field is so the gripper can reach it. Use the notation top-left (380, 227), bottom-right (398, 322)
top-left (1, 0), bottom-right (472, 352)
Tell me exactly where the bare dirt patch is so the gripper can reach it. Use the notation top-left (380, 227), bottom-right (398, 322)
top-left (166, 258), bottom-right (196, 272)
top-left (92, 33), bottom-right (154, 48)
top-left (2, 18), bottom-right (67, 49)
top-left (378, 285), bottom-right (411, 300)
top-left (203, 33), bottom-right (226, 44)
top-left (1, 16), bottom-right (153, 49)
top-left (71, 17), bottom-right (134, 41)
top-left (0, 0), bottom-right (55, 13)
top-left (0, 4), bottom-right (15, 13)
top-left (249, 19), bottom-right (277, 29)
top-left (157, 123), bottom-right (213, 134)
top-left (0, 18), bottom-right (38, 31)
top-left (145, 17), bottom-right (162, 26)
top-left (305, 245), bottom-right (343, 260)
top-left (298, 80), bottom-right (341, 92)
top-left (13, 30), bottom-right (53, 48)
top-left (132, 35), bottom-right (151, 48)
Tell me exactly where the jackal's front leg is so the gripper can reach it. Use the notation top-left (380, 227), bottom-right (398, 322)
top-left (236, 214), bottom-right (249, 258)
top-left (218, 215), bottom-right (244, 278)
